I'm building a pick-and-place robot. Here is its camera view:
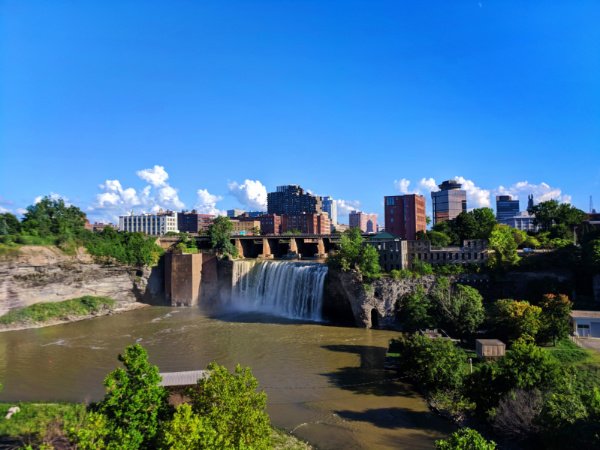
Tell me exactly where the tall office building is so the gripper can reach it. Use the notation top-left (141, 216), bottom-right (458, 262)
top-left (227, 209), bottom-right (245, 218)
top-left (321, 196), bottom-right (338, 225)
top-left (495, 195), bottom-right (520, 224)
top-left (384, 194), bottom-right (427, 240)
top-left (349, 211), bottom-right (378, 233)
top-left (431, 180), bottom-right (467, 225)
top-left (267, 185), bottom-right (322, 215)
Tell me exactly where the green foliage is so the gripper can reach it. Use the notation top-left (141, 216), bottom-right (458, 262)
top-left (531, 200), bottom-right (586, 239)
top-left (538, 293), bottom-right (572, 345)
top-left (0, 296), bottom-right (115, 325)
top-left (0, 212), bottom-right (21, 235)
top-left (432, 208), bottom-right (497, 245)
top-left (435, 427), bottom-right (496, 450)
top-left (488, 224), bottom-right (520, 269)
top-left (189, 362), bottom-right (271, 449)
top-left (411, 260), bottom-right (434, 275)
top-left (492, 299), bottom-right (542, 343)
top-left (582, 238), bottom-right (600, 271)
top-left (498, 339), bottom-right (558, 392)
top-left (464, 362), bottom-right (503, 415)
top-left (160, 403), bottom-right (217, 450)
top-left (425, 230), bottom-right (453, 247)
top-left (399, 286), bottom-right (433, 332)
top-left (21, 196), bottom-right (86, 240)
top-left (429, 278), bottom-right (485, 337)
top-left (208, 216), bottom-right (238, 258)
top-left (392, 334), bottom-right (467, 392)
top-left (86, 344), bottom-right (168, 450)
top-left (328, 228), bottom-right (381, 280)
top-left (390, 269), bottom-right (414, 279)
top-left (84, 227), bottom-right (163, 266)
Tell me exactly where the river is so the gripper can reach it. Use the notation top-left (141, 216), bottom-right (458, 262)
top-left (0, 307), bottom-right (451, 449)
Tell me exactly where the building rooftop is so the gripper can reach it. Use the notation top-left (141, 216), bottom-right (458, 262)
top-left (159, 370), bottom-right (210, 387)
top-left (476, 339), bottom-right (505, 346)
top-left (571, 310), bottom-right (600, 319)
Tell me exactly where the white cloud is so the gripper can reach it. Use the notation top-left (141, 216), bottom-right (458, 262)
top-left (136, 165), bottom-right (169, 187)
top-left (34, 192), bottom-right (70, 205)
top-left (228, 179), bottom-right (268, 210)
top-left (0, 206), bottom-right (9, 214)
top-left (89, 166), bottom-right (185, 222)
top-left (453, 176), bottom-right (491, 209)
top-left (418, 177), bottom-right (438, 193)
top-left (494, 181), bottom-right (571, 205)
top-left (195, 189), bottom-right (224, 216)
top-left (394, 178), bottom-right (413, 194)
top-left (335, 199), bottom-right (361, 216)
top-left (16, 208), bottom-right (27, 216)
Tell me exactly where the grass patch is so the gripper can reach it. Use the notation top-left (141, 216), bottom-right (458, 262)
top-left (545, 339), bottom-right (600, 365)
top-left (0, 242), bottom-right (22, 258)
top-left (0, 296), bottom-right (116, 325)
top-left (0, 402), bottom-right (86, 447)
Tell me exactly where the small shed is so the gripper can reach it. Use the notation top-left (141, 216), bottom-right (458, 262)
top-left (160, 370), bottom-right (210, 405)
top-left (570, 310), bottom-right (600, 338)
top-left (476, 339), bottom-right (506, 359)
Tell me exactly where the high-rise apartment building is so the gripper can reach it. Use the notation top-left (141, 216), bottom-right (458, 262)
top-left (227, 209), bottom-right (245, 218)
top-left (349, 211), bottom-right (378, 233)
top-left (321, 196), bottom-right (337, 225)
top-left (495, 195), bottom-right (520, 224)
top-left (384, 194), bottom-right (427, 240)
top-left (431, 180), bottom-right (467, 225)
top-left (267, 185), bottom-right (322, 215)
top-left (119, 211), bottom-right (178, 235)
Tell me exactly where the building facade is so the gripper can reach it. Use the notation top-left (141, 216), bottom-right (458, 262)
top-left (321, 196), bottom-right (338, 226)
top-left (230, 220), bottom-right (261, 236)
top-left (407, 239), bottom-right (488, 265)
top-left (496, 195), bottom-right (520, 224)
top-left (431, 180), bottom-right (467, 225)
top-left (505, 211), bottom-right (538, 232)
top-left (258, 214), bottom-right (282, 235)
top-left (267, 185), bottom-right (322, 215)
top-left (227, 209), bottom-right (245, 218)
top-left (119, 211), bottom-right (178, 235)
top-left (281, 213), bottom-right (331, 235)
top-left (177, 211), bottom-right (215, 233)
top-left (349, 210), bottom-right (378, 233)
top-left (384, 194), bottom-right (427, 240)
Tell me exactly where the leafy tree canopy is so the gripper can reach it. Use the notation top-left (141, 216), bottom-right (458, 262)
top-left (493, 299), bottom-right (542, 343)
top-left (488, 224), bottom-right (520, 269)
top-left (208, 216), bottom-right (238, 258)
top-left (0, 213), bottom-right (20, 236)
top-left (328, 228), bottom-right (381, 280)
top-left (531, 200), bottom-right (586, 239)
top-left (435, 427), bottom-right (497, 450)
top-left (21, 196), bottom-right (86, 239)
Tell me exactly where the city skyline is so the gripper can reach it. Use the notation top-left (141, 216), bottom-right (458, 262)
top-left (1, 1), bottom-right (598, 222)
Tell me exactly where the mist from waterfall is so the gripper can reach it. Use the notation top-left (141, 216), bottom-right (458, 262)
top-left (230, 260), bottom-right (328, 321)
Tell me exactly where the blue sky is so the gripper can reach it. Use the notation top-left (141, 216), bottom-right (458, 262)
top-left (1, 1), bottom-right (599, 223)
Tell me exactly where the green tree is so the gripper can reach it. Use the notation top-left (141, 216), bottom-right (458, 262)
top-left (435, 428), bottom-right (496, 450)
top-left (471, 208), bottom-right (498, 240)
top-left (328, 228), bottom-right (381, 280)
top-left (0, 212), bottom-right (21, 235)
top-left (21, 196), bottom-right (86, 239)
top-left (531, 200), bottom-right (586, 239)
top-left (393, 334), bottom-right (467, 392)
top-left (583, 238), bottom-right (600, 271)
top-left (189, 362), bottom-right (271, 449)
top-left (488, 224), bottom-right (520, 269)
top-left (453, 212), bottom-right (478, 242)
top-left (538, 293), bottom-right (572, 345)
top-left (399, 286), bottom-right (433, 332)
top-left (493, 299), bottom-right (542, 343)
top-left (207, 216), bottom-right (238, 258)
top-left (92, 344), bottom-right (168, 449)
top-left (160, 403), bottom-right (218, 450)
top-left (498, 339), bottom-right (558, 392)
top-left (430, 278), bottom-right (485, 337)
top-left (428, 230), bottom-right (452, 247)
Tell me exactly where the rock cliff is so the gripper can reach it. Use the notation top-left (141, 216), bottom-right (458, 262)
top-left (0, 246), bottom-right (164, 315)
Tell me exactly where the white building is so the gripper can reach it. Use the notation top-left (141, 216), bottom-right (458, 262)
top-left (322, 196), bottom-right (338, 226)
top-left (505, 211), bottom-right (538, 232)
top-left (119, 211), bottom-right (178, 235)
top-left (571, 310), bottom-right (600, 338)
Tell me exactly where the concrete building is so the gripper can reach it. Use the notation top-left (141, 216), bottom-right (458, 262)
top-left (384, 194), bottom-right (427, 240)
top-left (230, 219), bottom-right (261, 236)
top-left (258, 214), bottom-right (282, 235)
top-left (227, 209), bottom-right (245, 218)
top-left (505, 211), bottom-right (538, 232)
top-left (267, 185), bottom-right (322, 215)
top-left (571, 310), bottom-right (600, 338)
top-left (177, 211), bottom-right (215, 234)
top-left (496, 195), bottom-right (520, 224)
top-left (407, 239), bottom-right (488, 266)
top-left (281, 213), bottom-right (331, 235)
top-left (431, 180), bottom-right (467, 225)
top-left (369, 232), bottom-right (408, 271)
top-left (349, 211), bottom-right (378, 233)
top-left (119, 210), bottom-right (178, 235)
top-left (322, 196), bottom-right (338, 226)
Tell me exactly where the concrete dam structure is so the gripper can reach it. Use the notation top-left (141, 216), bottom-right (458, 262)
top-left (165, 253), bottom-right (328, 321)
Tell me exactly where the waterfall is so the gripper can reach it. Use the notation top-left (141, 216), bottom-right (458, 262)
top-left (230, 260), bottom-right (328, 321)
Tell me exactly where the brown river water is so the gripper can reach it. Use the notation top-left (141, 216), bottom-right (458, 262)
top-left (0, 307), bottom-right (452, 449)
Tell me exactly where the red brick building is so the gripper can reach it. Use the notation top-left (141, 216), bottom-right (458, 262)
top-left (384, 194), bottom-right (427, 240)
top-left (281, 213), bottom-right (331, 235)
top-left (258, 214), bottom-right (282, 235)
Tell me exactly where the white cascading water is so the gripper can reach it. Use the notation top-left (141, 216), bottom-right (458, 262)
top-left (230, 260), bottom-right (328, 321)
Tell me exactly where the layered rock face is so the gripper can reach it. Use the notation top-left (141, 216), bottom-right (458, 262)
top-left (324, 269), bottom-right (437, 329)
top-left (0, 246), bottom-right (164, 315)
